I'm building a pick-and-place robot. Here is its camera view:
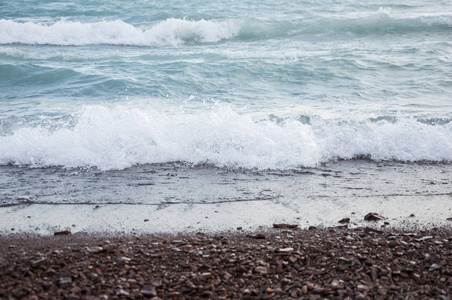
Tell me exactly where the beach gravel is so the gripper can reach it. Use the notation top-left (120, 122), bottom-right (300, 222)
top-left (0, 226), bottom-right (451, 299)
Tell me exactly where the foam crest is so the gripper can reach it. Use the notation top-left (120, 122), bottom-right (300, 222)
top-left (0, 18), bottom-right (241, 46)
top-left (0, 106), bottom-right (321, 170)
top-left (1, 106), bottom-right (451, 170)
top-left (315, 118), bottom-right (452, 162)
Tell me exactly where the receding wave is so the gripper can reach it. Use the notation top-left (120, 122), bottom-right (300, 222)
top-left (1, 106), bottom-right (451, 170)
top-left (0, 11), bottom-right (450, 46)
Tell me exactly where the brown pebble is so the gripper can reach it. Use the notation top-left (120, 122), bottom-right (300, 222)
top-left (364, 212), bottom-right (385, 221)
top-left (254, 266), bottom-right (268, 275)
top-left (338, 218), bottom-right (350, 224)
top-left (54, 230), bottom-right (71, 236)
top-left (141, 286), bottom-right (157, 297)
top-left (273, 223), bottom-right (299, 229)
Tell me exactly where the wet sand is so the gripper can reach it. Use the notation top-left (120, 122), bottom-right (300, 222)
top-left (1, 161), bottom-right (452, 235)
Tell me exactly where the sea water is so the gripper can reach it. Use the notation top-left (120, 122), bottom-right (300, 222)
top-left (0, 0), bottom-right (451, 234)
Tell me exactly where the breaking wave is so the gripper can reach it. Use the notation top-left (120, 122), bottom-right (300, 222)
top-left (0, 18), bottom-right (241, 46)
top-left (1, 106), bottom-right (451, 170)
top-left (0, 11), bottom-right (450, 46)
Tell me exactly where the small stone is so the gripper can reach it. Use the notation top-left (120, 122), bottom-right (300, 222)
top-left (200, 291), bottom-right (213, 297)
top-left (338, 218), bottom-right (350, 224)
top-left (273, 223), bottom-right (299, 229)
top-left (370, 267), bottom-right (378, 281)
top-left (276, 247), bottom-right (294, 253)
top-left (242, 289), bottom-right (251, 295)
top-left (119, 256), bottom-right (131, 262)
top-left (357, 284), bottom-right (370, 292)
top-left (254, 266), bottom-right (268, 275)
top-left (377, 286), bottom-right (388, 295)
top-left (330, 279), bottom-right (342, 290)
top-left (355, 292), bottom-right (366, 300)
top-left (116, 289), bottom-right (130, 297)
top-left (70, 286), bottom-right (82, 295)
top-left (141, 286), bottom-right (157, 297)
top-left (30, 257), bottom-right (47, 267)
top-left (59, 277), bottom-right (72, 288)
top-left (54, 230), bottom-right (71, 236)
top-left (313, 287), bottom-right (325, 294)
top-left (446, 217), bottom-right (452, 221)
top-left (266, 287), bottom-right (284, 295)
top-left (151, 279), bottom-right (163, 287)
top-left (364, 259), bottom-right (373, 266)
top-left (364, 212), bottom-right (385, 221)
top-left (417, 236), bottom-right (433, 241)
top-left (429, 264), bottom-right (441, 272)
top-left (246, 234), bottom-right (266, 239)
top-left (87, 246), bottom-right (104, 254)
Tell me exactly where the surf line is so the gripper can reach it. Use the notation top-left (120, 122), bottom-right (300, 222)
top-left (0, 195), bottom-right (282, 208)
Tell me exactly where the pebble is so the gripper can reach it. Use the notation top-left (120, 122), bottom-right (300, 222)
top-left (338, 218), bottom-right (350, 224)
top-left (59, 277), bottom-right (72, 288)
top-left (429, 264), bottom-right (441, 272)
top-left (417, 236), bottom-right (433, 241)
top-left (254, 266), bottom-right (268, 275)
top-left (116, 289), bottom-right (130, 297)
top-left (364, 212), bottom-right (385, 221)
top-left (276, 247), bottom-right (294, 253)
top-left (140, 286), bottom-right (157, 297)
top-left (54, 230), bottom-right (71, 236)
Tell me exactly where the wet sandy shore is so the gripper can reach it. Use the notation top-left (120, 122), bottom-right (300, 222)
top-left (1, 226), bottom-right (451, 299)
top-left (2, 161), bottom-right (452, 235)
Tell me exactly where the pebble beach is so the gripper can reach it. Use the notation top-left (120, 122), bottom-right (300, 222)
top-left (1, 224), bottom-right (451, 299)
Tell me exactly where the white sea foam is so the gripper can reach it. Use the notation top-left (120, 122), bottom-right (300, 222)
top-left (0, 18), bottom-right (241, 46)
top-left (0, 106), bottom-right (451, 170)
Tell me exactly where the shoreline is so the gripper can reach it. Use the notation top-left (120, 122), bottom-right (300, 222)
top-left (1, 226), bottom-right (451, 299)
top-left (2, 160), bottom-right (452, 236)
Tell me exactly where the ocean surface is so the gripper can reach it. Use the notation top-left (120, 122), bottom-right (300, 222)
top-left (1, 0), bottom-right (451, 234)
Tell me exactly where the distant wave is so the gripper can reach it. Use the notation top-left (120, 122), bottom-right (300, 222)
top-left (0, 12), bottom-right (450, 46)
top-left (1, 106), bottom-right (451, 170)
top-left (0, 18), bottom-right (241, 46)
